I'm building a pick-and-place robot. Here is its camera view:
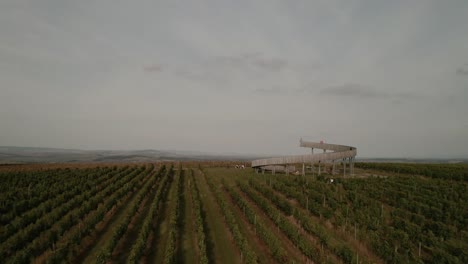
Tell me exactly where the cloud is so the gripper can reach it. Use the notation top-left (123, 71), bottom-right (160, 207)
top-left (456, 64), bottom-right (468, 75)
top-left (164, 53), bottom-right (291, 87)
top-left (2, 0), bottom-right (468, 158)
top-left (319, 83), bottom-right (422, 103)
top-left (252, 57), bottom-right (287, 71)
top-left (254, 86), bottom-right (287, 95)
top-left (143, 64), bottom-right (164, 73)
top-left (320, 83), bottom-right (383, 98)
top-left (213, 53), bottom-right (288, 72)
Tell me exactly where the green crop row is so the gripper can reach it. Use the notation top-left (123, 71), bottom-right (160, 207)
top-left (127, 165), bottom-right (171, 263)
top-left (95, 165), bottom-right (159, 264)
top-left (46, 165), bottom-right (158, 264)
top-left (238, 181), bottom-right (323, 263)
top-left (189, 170), bottom-right (209, 264)
top-left (164, 168), bottom-right (183, 264)
top-left (221, 179), bottom-right (288, 263)
top-left (202, 172), bottom-right (258, 264)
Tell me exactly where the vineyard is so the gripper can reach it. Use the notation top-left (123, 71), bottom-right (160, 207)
top-left (0, 162), bottom-right (466, 263)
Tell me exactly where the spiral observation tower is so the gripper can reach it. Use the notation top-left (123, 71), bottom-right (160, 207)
top-left (251, 139), bottom-right (357, 176)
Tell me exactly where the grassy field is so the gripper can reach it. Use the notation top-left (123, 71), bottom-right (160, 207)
top-left (0, 162), bottom-right (466, 263)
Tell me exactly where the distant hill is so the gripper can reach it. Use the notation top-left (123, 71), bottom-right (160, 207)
top-left (0, 146), bottom-right (465, 164)
top-left (356, 157), bottom-right (468, 164)
top-left (0, 146), bottom-right (259, 164)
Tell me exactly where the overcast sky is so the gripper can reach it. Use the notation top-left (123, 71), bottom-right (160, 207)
top-left (1, 0), bottom-right (467, 158)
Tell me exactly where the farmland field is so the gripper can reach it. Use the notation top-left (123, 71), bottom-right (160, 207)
top-left (0, 162), bottom-right (467, 263)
